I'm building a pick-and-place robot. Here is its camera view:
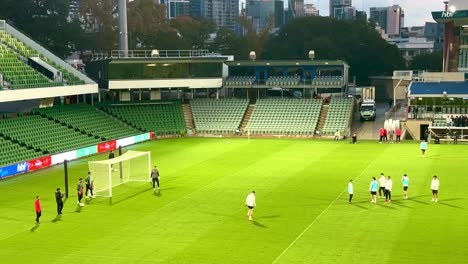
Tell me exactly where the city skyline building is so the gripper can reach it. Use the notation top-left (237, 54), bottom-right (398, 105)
top-left (370, 5), bottom-right (405, 37)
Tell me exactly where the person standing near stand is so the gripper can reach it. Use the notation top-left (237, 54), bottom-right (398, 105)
top-left (55, 188), bottom-right (64, 214)
top-left (35, 196), bottom-right (42, 224)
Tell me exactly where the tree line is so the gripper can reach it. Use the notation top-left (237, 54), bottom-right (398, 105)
top-left (0, 0), bottom-right (441, 85)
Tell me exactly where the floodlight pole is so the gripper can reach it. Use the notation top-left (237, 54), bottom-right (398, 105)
top-left (118, 0), bottom-right (129, 56)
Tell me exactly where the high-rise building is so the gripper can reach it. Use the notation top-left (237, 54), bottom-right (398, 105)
top-left (370, 5), bottom-right (405, 37)
top-left (161, 0), bottom-right (190, 19)
top-left (246, 0), bottom-right (284, 33)
top-left (304, 4), bottom-right (319, 17)
top-left (189, 0), bottom-right (240, 33)
top-left (329, 0), bottom-right (352, 18)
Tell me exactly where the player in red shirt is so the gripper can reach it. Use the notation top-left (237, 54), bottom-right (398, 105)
top-left (396, 128), bottom-right (401, 143)
top-left (379, 128), bottom-right (384, 143)
top-left (35, 196), bottom-right (42, 224)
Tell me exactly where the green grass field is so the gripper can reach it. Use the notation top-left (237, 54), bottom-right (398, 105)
top-left (0, 138), bottom-right (467, 264)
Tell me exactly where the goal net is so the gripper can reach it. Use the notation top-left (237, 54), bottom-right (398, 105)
top-left (88, 150), bottom-right (151, 197)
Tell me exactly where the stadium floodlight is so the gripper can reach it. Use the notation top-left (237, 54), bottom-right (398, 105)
top-left (249, 51), bottom-right (256, 61)
top-left (88, 150), bottom-right (151, 198)
top-left (151, 49), bottom-right (160, 57)
top-left (443, 91), bottom-right (448, 98)
top-left (309, 50), bottom-right (315, 60)
top-left (449, 5), bottom-right (457, 13)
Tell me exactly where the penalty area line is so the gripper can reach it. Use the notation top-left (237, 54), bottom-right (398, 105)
top-left (271, 160), bottom-right (375, 264)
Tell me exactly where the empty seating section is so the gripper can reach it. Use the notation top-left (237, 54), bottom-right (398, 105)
top-left (0, 45), bottom-right (58, 89)
top-left (0, 137), bottom-right (39, 166)
top-left (322, 98), bottom-right (353, 135)
top-left (191, 99), bottom-right (249, 133)
top-left (0, 30), bottom-right (85, 87)
top-left (312, 76), bottom-right (343, 87)
top-left (246, 99), bottom-right (322, 134)
top-left (225, 76), bottom-right (255, 86)
top-left (34, 104), bottom-right (141, 140)
top-left (432, 118), bottom-right (446, 127)
top-left (266, 76), bottom-right (300, 86)
top-left (0, 115), bottom-right (101, 154)
top-left (103, 102), bottom-right (185, 135)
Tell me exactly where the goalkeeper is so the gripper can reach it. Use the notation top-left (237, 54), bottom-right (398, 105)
top-left (151, 166), bottom-right (160, 191)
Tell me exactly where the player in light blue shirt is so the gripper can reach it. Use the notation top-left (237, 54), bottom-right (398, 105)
top-left (402, 174), bottom-right (409, 199)
top-left (369, 177), bottom-right (379, 203)
top-left (420, 141), bottom-right (428, 158)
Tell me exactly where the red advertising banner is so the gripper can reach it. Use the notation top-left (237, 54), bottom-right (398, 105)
top-left (27, 156), bottom-right (52, 172)
top-left (98, 140), bottom-right (117, 153)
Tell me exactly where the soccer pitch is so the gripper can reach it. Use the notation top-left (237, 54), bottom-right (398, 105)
top-left (0, 138), bottom-right (467, 264)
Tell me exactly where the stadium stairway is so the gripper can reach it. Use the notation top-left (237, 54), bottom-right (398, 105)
top-left (240, 104), bottom-right (255, 131)
top-left (182, 104), bottom-right (195, 135)
top-left (316, 104), bottom-right (329, 134)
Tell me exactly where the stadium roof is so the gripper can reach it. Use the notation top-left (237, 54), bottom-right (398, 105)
top-left (225, 60), bottom-right (348, 67)
top-left (408, 81), bottom-right (468, 97)
top-left (432, 10), bottom-right (468, 25)
top-left (110, 57), bottom-right (229, 64)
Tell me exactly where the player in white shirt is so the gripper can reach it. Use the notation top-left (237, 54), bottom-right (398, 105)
top-left (245, 191), bottom-right (256, 221)
top-left (420, 141), bottom-right (428, 158)
top-left (348, 180), bottom-right (354, 204)
top-left (385, 176), bottom-right (393, 202)
top-left (378, 173), bottom-right (386, 198)
top-left (431, 175), bottom-right (440, 202)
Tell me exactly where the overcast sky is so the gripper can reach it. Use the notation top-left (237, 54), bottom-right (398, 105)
top-left (311, 0), bottom-right (446, 26)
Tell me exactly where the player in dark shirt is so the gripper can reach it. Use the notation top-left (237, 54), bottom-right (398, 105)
top-left (55, 188), bottom-right (64, 214)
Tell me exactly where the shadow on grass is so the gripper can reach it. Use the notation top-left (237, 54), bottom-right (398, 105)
top-left (258, 215), bottom-right (280, 219)
top-left (51, 214), bottom-right (62, 223)
top-left (30, 224), bottom-right (39, 232)
top-left (375, 203), bottom-right (397, 210)
top-left (350, 203), bottom-right (368, 210)
top-left (75, 206), bottom-right (82, 213)
top-left (252, 220), bottom-right (268, 228)
top-left (107, 188), bottom-right (150, 206)
top-left (154, 190), bottom-right (162, 197)
top-left (437, 201), bottom-right (463, 209)
top-left (391, 201), bottom-right (413, 208)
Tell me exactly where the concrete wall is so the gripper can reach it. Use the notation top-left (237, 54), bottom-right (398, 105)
top-left (421, 72), bottom-right (465, 81)
top-left (404, 120), bottom-right (432, 140)
top-left (370, 77), bottom-right (405, 101)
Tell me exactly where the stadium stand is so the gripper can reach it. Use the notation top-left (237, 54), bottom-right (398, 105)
top-left (101, 101), bottom-right (186, 135)
top-left (225, 76), bottom-right (256, 86)
top-left (0, 30), bottom-right (85, 88)
top-left (0, 136), bottom-right (39, 166)
top-left (0, 115), bottom-right (102, 154)
top-left (322, 98), bottom-right (353, 135)
top-left (246, 99), bottom-right (322, 134)
top-left (191, 99), bottom-right (249, 133)
top-left (266, 76), bottom-right (301, 86)
top-left (312, 76), bottom-right (343, 87)
top-left (0, 44), bottom-right (59, 89)
top-left (34, 104), bottom-right (141, 140)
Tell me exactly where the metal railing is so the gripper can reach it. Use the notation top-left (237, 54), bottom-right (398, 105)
top-left (110, 49), bottom-right (211, 58)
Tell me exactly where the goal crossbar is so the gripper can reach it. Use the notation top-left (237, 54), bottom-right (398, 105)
top-left (89, 150), bottom-right (150, 165)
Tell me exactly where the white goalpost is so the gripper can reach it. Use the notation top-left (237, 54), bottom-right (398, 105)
top-left (88, 150), bottom-right (151, 197)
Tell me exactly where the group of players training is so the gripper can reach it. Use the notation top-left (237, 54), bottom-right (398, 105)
top-left (347, 173), bottom-right (440, 204)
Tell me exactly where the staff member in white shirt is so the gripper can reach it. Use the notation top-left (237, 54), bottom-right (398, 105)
top-left (385, 176), bottom-right (393, 202)
top-left (378, 173), bottom-right (386, 198)
top-left (245, 191), bottom-right (256, 221)
top-left (348, 180), bottom-right (354, 204)
top-left (431, 175), bottom-right (440, 202)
